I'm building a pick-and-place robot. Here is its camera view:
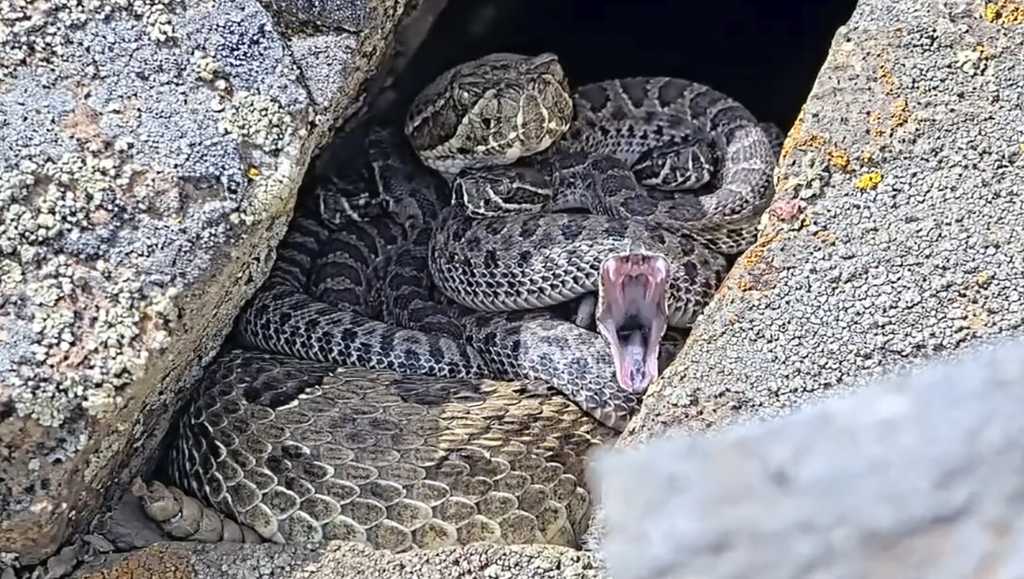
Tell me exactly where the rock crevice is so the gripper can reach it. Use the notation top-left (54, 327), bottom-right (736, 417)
top-left (0, 0), bottom-right (414, 565)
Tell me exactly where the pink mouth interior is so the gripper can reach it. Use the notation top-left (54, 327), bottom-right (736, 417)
top-left (595, 254), bottom-right (670, 395)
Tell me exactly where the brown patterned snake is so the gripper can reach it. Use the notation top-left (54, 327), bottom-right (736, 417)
top-left (136, 53), bottom-right (779, 551)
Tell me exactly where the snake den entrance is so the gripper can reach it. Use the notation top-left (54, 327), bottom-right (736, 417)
top-left (132, 0), bottom-right (855, 557)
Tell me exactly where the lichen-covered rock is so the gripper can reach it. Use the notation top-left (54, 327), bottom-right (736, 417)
top-left (0, 0), bottom-right (415, 565)
top-left (70, 541), bottom-right (605, 579)
top-left (594, 338), bottom-right (1024, 579)
top-left (618, 0), bottom-right (1024, 445)
top-left (578, 0), bottom-right (1024, 566)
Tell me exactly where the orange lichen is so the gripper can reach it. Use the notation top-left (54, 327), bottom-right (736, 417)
top-left (889, 98), bottom-right (911, 128)
top-left (778, 108), bottom-right (806, 163)
top-left (738, 231), bottom-right (782, 272)
top-left (246, 165), bottom-right (262, 179)
top-left (827, 148), bottom-right (851, 171)
top-left (866, 96), bottom-right (910, 139)
top-left (77, 545), bottom-right (193, 579)
top-left (877, 63), bottom-right (899, 96)
top-left (740, 243), bottom-right (768, 270)
top-left (778, 109), bottom-right (835, 163)
top-left (797, 133), bottom-right (827, 150)
top-left (983, 0), bottom-right (1024, 25)
top-left (814, 229), bottom-right (837, 245)
top-left (867, 111), bottom-right (886, 138)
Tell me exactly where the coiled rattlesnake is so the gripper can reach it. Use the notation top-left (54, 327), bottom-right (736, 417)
top-left (137, 53), bottom-right (779, 551)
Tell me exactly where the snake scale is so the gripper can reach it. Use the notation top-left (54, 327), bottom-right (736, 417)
top-left (139, 53), bottom-right (780, 552)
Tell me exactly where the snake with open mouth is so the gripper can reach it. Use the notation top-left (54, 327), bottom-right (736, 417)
top-left (138, 52), bottom-right (780, 551)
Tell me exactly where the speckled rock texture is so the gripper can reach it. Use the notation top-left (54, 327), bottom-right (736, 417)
top-left (617, 0), bottom-right (1024, 446)
top-left (594, 338), bottom-right (1024, 579)
top-left (70, 541), bottom-right (605, 579)
top-left (0, 0), bottom-right (414, 565)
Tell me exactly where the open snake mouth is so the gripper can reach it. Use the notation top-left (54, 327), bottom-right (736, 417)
top-left (595, 253), bottom-right (670, 395)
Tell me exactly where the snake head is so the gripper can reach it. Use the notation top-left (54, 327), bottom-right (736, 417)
top-left (595, 253), bottom-right (670, 395)
top-left (405, 52), bottom-right (573, 176)
top-left (452, 165), bottom-right (554, 218)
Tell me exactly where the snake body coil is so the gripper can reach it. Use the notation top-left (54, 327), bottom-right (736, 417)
top-left (153, 53), bottom-right (778, 551)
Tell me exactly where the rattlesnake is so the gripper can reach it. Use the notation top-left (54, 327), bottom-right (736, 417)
top-left (412, 53), bottom-right (776, 392)
top-left (138, 53), bottom-right (779, 551)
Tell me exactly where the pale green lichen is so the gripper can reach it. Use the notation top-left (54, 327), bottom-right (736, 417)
top-left (142, 286), bottom-right (181, 353)
top-left (81, 383), bottom-right (120, 418)
top-left (192, 50), bottom-right (232, 113)
top-left (83, 426), bottom-right (127, 485)
top-left (8, 253), bottom-right (181, 427)
top-left (777, 151), bottom-right (831, 201)
top-left (955, 44), bottom-right (992, 76)
top-left (1, 92), bottom-right (186, 430)
top-left (221, 91), bottom-right (297, 154)
top-left (1, 0), bottom-right (177, 76)
top-left (0, 257), bottom-right (23, 290)
top-left (193, 50), bottom-right (222, 82)
top-left (0, 145), bottom-right (135, 257)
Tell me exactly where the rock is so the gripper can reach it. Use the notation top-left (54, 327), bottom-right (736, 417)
top-left (0, 0), bottom-right (418, 565)
top-left (587, 0), bottom-right (1024, 550)
top-left (593, 338), bottom-right (1024, 579)
top-left (618, 0), bottom-right (1024, 445)
top-left (583, 0), bottom-right (1024, 570)
top-left (70, 541), bottom-right (605, 579)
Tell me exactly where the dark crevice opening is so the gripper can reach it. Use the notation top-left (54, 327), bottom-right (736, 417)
top-left (376, 0), bottom-right (859, 131)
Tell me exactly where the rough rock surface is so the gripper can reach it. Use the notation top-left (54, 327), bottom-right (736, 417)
top-left (0, 0), bottom-right (414, 565)
top-left (618, 0), bottom-right (1024, 445)
top-left (594, 338), bottom-right (1024, 579)
top-left (578, 0), bottom-right (1024, 562)
top-left (70, 541), bottom-right (604, 579)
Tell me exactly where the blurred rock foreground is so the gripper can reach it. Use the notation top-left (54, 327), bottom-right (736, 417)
top-left (3, 0), bottom-right (1024, 578)
top-left (596, 339), bottom-right (1024, 579)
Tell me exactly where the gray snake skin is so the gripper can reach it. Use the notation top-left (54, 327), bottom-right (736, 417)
top-left (144, 53), bottom-right (779, 551)
top-left (410, 52), bottom-right (777, 392)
